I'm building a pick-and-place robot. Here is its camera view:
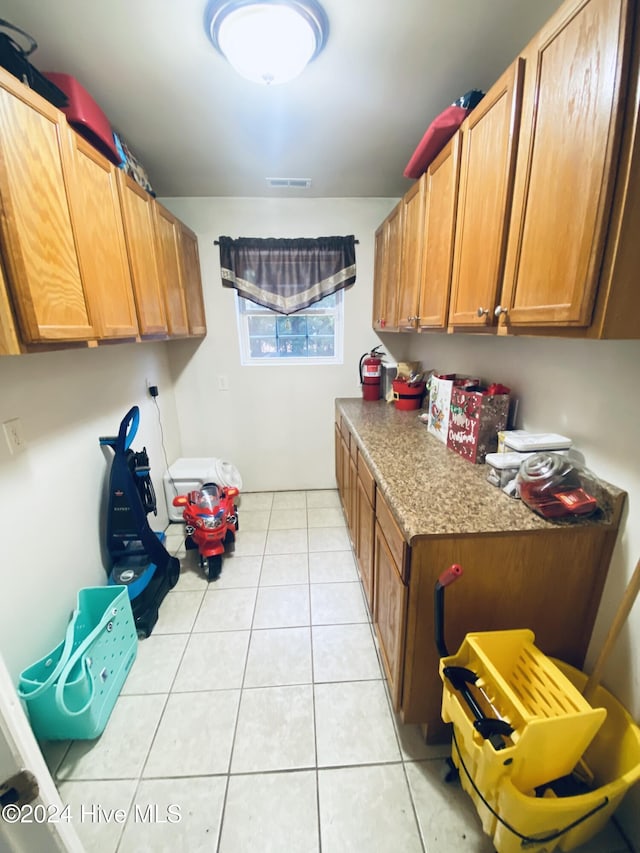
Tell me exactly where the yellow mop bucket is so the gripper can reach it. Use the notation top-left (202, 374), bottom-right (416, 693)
top-left (487, 659), bottom-right (640, 853)
top-left (434, 560), bottom-right (640, 853)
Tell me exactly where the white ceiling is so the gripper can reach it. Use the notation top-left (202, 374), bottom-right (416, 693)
top-left (0, 0), bottom-right (564, 198)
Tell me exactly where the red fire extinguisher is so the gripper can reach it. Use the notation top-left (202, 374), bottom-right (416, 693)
top-left (359, 346), bottom-right (384, 401)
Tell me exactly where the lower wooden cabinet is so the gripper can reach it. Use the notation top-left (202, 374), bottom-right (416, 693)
top-left (373, 519), bottom-right (408, 709)
top-left (336, 400), bottom-right (625, 744)
top-left (355, 453), bottom-right (376, 612)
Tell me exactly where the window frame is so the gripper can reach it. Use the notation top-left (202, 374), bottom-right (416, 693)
top-left (234, 290), bottom-right (344, 366)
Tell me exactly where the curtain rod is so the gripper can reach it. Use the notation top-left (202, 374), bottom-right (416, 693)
top-left (214, 239), bottom-right (359, 245)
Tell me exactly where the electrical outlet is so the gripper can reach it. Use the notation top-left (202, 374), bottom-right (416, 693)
top-left (3, 418), bottom-right (26, 455)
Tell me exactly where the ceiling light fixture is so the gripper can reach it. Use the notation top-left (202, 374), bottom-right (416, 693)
top-left (205, 0), bottom-right (329, 86)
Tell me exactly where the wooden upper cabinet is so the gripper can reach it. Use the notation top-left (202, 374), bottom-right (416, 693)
top-left (373, 202), bottom-right (402, 331)
top-left (179, 223), bottom-right (207, 336)
top-left (71, 135), bottom-right (139, 339)
top-left (0, 258), bottom-right (21, 355)
top-left (501, 0), bottom-right (632, 330)
top-left (372, 221), bottom-right (387, 331)
top-left (0, 72), bottom-right (95, 343)
top-left (448, 59), bottom-right (524, 329)
top-left (397, 175), bottom-right (426, 331)
top-left (153, 203), bottom-right (189, 337)
top-left (382, 202), bottom-right (402, 331)
top-left (417, 135), bottom-right (461, 330)
top-left (117, 172), bottom-right (168, 336)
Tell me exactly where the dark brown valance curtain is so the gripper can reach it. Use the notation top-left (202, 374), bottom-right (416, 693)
top-left (219, 235), bottom-right (356, 314)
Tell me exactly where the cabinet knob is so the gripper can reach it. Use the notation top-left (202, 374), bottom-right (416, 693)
top-left (494, 305), bottom-right (509, 317)
top-left (476, 307), bottom-right (489, 318)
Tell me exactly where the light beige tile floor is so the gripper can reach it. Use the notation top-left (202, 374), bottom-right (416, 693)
top-left (44, 490), bottom-right (633, 852)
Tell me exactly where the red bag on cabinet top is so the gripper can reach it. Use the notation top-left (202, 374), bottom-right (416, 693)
top-left (404, 90), bottom-right (485, 179)
top-left (403, 105), bottom-right (467, 178)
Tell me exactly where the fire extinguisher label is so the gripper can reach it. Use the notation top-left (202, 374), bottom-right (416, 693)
top-left (363, 365), bottom-right (381, 377)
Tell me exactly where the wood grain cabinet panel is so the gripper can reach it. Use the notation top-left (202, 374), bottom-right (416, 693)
top-left (71, 135), bottom-right (139, 339)
top-left (372, 222), bottom-right (387, 330)
top-left (356, 475), bottom-right (375, 613)
top-left (417, 135), bottom-right (461, 330)
top-left (374, 521), bottom-right (408, 710)
top-left (179, 223), bottom-right (207, 336)
top-left (500, 0), bottom-right (632, 329)
top-left (356, 450), bottom-right (376, 613)
top-left (372, 202), bottom-right (402, 331)
top-left (154, 202), bottom-right (189, 337)
top-left (117, 171), bottom-right (168, 336)
top-left (0, 258), bottom-right (20, 355)
top-left (448, 59), bottom-right (524, 329)
top-left (397, 175), bottom-right (426, 331)
top-left (0, 73), bottom-right (94, 342)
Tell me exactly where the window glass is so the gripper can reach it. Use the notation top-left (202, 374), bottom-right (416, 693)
top-left (235, 291), bottom-right (343, 365)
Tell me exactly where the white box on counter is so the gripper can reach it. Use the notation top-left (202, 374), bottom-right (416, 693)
top-left (485, 451), bottom-right (532, 488)
top-left (498, 430), bottom-right (572, 454)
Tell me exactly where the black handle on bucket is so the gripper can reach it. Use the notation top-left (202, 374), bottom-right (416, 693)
top-left (434, 563), bottom-right (463, 657)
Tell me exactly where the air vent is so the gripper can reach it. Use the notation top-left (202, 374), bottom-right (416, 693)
top-left (266, 177), bottom-right (312, 189)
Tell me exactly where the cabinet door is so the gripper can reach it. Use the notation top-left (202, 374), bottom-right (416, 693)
top-left (179, 224), bottom-right (207, 336)
top-left (117, 172), bottom-right (168, 336)
top-left (356, 476), bottom-right (375, 613)
top-left (154, 203), bottom-right (189, 336)
top-left (0, 78), bottom-right (94, 342)
top-left (334, 422), bottom-right (342, 494)
top-left (448, 59), bottom-right (524, 328)
top-left (382, 202), bottom-right (402, 331)
top-left (417, 135), bottom-right (461, 329)
top-left (397, 175), bottom-right (426, 331)
top-left (501, 0), bottom-right (632, 328)
top-left (373, 202), bottom-right (402, 332)
top-left (374, 522), bottom-right (408, 710)
top-left (71, 136), bottom-right (139, 339)
top-left (347, 452), bottom-right (358, 549)
top-left (372, 222), bottom-right (387, 330)
top-left (0, 257), bottom-right (20, 355)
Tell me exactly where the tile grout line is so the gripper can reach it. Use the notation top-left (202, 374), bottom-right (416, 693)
top-left (215, 531), bottom-right (266, 851)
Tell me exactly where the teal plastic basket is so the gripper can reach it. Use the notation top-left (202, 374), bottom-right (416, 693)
top-left (18, 585), bottom-right (137, 740)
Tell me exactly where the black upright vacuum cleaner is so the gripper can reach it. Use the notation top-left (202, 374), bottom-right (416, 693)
top-left (99, 406), bottom-right (179, 637)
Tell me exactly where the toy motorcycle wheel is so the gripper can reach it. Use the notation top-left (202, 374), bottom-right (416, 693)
top-left (207, 555), bottom-right (222, 581)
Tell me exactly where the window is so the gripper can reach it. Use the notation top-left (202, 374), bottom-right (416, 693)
top-left (235, 291), bottom-right (343, 365)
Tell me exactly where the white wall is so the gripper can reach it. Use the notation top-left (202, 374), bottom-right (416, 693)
top-left (0, 343), bottom-right (181, 682)
top-left (162, 196), bottom-right (395, 492)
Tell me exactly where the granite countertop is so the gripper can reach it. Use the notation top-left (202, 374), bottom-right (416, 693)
top-left (336, 398), bottom-right (625, 543)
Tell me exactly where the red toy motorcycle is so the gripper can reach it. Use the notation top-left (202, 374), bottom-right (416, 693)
top-left (172, 482), bottom-right (239, 581)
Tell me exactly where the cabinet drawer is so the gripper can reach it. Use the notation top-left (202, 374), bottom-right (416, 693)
top-left (376, 490), bottom-right (408, 580)
top-left (357, 450), bottom-right (376, 506)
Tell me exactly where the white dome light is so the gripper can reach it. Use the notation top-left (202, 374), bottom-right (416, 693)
top-left (206, 1), bottom-right (328, 86)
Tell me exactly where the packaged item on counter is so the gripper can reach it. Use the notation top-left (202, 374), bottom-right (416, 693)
top-left (446, 383), bottom-right (511, 463)
top-left (499, 430), bottom-right (572, 454)
top-left (485, 451), bottom-right (532, 488)
top-left (516, 453), bottom-right (600, 520)
top-left (427, 374), bottom-right (479, 444)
